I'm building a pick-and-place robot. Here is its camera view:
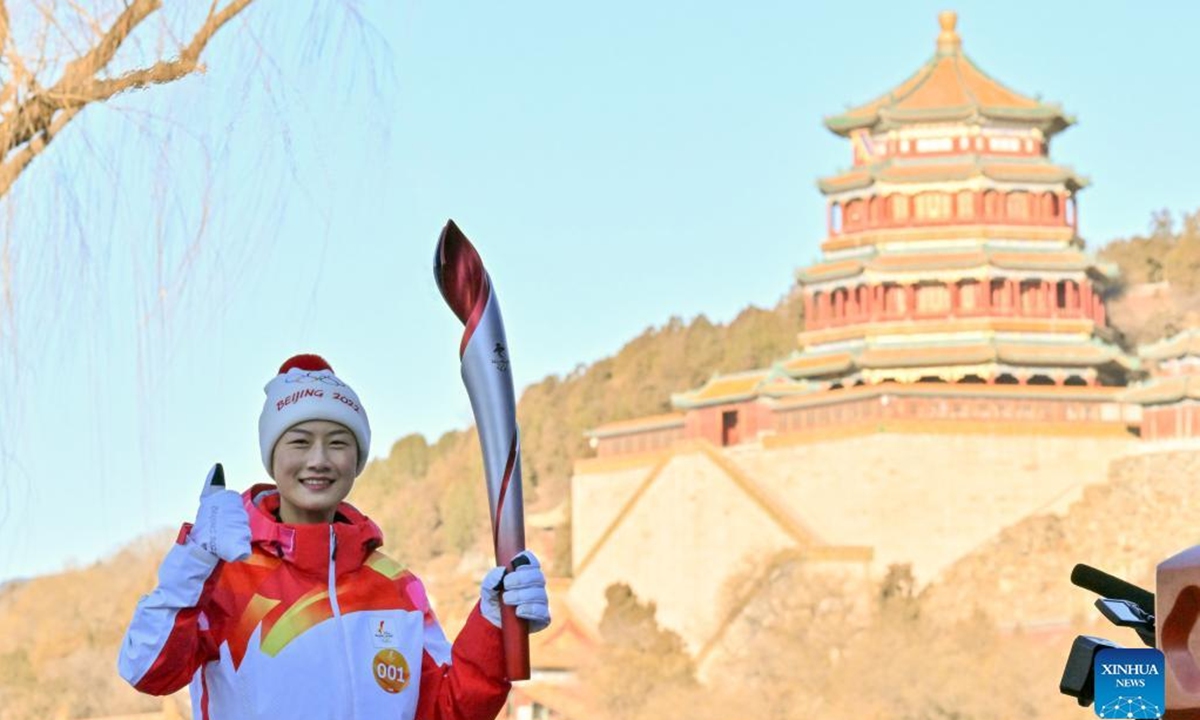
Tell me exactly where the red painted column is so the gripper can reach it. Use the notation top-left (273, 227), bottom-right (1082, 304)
top-left (1041, 280), bottom-right (1052, 317)
top-left (804, 293), bottom-right (814, 325)
top-left (833, 289), bottom-right (845, 326)
top-left (948, 282), bottom-right (959, 318)
top-left (1005, 278), bottom-right (1017, 315)
top-left (906, 284), bottom-right (917, 319)
top-left (1081, 283), bottom-right (1094, 321)
top-left (818, 292), bottom-right (831, 328)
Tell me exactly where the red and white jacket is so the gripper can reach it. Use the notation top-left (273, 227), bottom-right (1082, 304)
top-left (118, 485), bottom-right (510, 720)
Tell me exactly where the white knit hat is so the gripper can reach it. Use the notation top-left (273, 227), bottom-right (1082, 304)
top-left (258, 354), bottom-right (371, 475)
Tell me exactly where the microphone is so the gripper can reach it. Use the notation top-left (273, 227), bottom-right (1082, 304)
top-left (1070, 563), bottom-right (1155, 618)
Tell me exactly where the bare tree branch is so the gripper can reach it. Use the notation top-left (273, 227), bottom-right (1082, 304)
top-left (0, 0), bottom-right (256, 197)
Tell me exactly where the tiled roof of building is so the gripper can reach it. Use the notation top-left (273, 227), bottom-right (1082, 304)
top-left (670, 368), bottom-right (776, 408)
top-left (818, 158), bottom-right (1086, 194)
top-left (587, 412), bottom-right (685, 439)
top-left (1138, 328), bottom-right (1200, 361)
top-left (858, 343), bottom-right (996, 369)
top-left (1120, 376), bottom-right (1200, 406)
top-left (779, 351), bottom-right (856, 378)
top-left (784, 337), bottom-right (1131, 379)
top-left (823, 12), bottom-right (1071, 137)
top-left (797, 246), bottom-right (1098, 283)
top-left (766, 380), bottom-right (1122, 411)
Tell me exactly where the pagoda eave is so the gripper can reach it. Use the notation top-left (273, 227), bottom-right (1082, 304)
top-left (820, 224), bottom-right (1079, 252)
top-left (798, 255), bottom-right (1101, 287)
top-left (1138, 330), bottom-right (1200, 361)
top-left (797, 317), bottom-right (1110, 351)
top-left (766, 381), bottom-right (1124, 412)
top-left (818, 161), bottom-right (1087, 195)
top-left (1120, 376), bottom-right (1200, 406)
top-left (824, 105), bottom-right (1074, 139)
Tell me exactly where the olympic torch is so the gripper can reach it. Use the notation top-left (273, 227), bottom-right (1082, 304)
top-left (433, 219), bottom-right (530, 681)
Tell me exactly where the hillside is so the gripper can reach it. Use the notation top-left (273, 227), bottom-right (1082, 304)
top-left (4, 207), bottom-right (1200, 719)
top-left (1099, 208), bottom-right (1200, 347)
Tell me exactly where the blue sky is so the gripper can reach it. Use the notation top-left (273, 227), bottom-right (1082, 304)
top-left (2, 1), bottom-right (1198, 582)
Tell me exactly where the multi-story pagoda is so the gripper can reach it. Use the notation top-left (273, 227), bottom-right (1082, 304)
top-left (588, 12), bottom-right (1135, 457)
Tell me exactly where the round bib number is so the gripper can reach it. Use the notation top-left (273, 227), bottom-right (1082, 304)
top-left (372, 648), bottom-right (410, 694)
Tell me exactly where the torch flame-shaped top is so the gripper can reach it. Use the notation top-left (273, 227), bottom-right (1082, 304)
top-left (434, 219), bottom-right (492, 356)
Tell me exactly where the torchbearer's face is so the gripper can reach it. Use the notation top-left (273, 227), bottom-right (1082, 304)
top-left (272, 420), bottom-right (358, 524)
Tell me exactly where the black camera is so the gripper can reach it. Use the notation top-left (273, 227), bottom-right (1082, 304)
top-left (1059, 564), bottom-right (1156, 707)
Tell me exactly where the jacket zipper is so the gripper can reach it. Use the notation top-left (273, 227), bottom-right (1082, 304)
top-left (329, 526), bottom-right (361, 719)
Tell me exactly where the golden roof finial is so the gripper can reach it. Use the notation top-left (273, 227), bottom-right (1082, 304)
top-left (937, 10), bottom-right (961, 53)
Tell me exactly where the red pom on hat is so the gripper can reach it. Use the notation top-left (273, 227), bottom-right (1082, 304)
top-left (278, 354), bottom-right (333, 374)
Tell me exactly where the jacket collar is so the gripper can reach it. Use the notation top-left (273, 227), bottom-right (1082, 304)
top-left (243, 484), bottom-right (383, 577)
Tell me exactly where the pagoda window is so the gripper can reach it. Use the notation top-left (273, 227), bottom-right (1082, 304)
top-left (989, 278), bottom-right (1008, 308)
top-left (956, 190), bottom-right (976, 220)
top-left (1064, 375), bottom-right (1088, 387)
top-left (1019, 280), bottom-right (1042, 314)
top-left (959, 374), bottom-right (987, 384)
top-left (995, 373), bottom-right (1020, 385)
top-left (1028, 375), bottom-right (1055, 386)
top-left (869, 196), bottom-right (883, 226)
top-left (1042, 192), bottom-right (1060, 221)
top-left (1006, 192), bottom-right (1031, 221)
top-left (983, 190), bottom-right (1002, 219)
top-left (915, 137), bottom-right (953, 153)
top-left (989, 137), bottom-right (1021, 153)
top-left (890, 194), bottom-right (910, 222)
top-left (916, 282), bottom-right (949, 314)
top-left (830, 202), bottom-right (843, 234)
top-left (845, 199), bottom-right (865, 231)
top-left (832, 288), bottom-right (849, 322)
top-left (1056, 281), bottom-right (1069, 310)
top-left (914, 192), bottom-right (952, 221)
top-left (958, 280), bottom-right (979, 311)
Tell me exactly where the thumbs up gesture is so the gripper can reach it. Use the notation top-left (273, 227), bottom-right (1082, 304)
top-left (189, 463), bottom-right (252, 563)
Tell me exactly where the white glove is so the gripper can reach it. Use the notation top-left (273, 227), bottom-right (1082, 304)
top-left (480, 550), bottom-right (551, 633)
top-left (188, 463), bottom-right (252, 563)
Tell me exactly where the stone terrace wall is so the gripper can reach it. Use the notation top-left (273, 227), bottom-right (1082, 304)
top-left (726, 431), bottom-right (1135, 584)
top-left (924, 449), bottom-right (1200, 627)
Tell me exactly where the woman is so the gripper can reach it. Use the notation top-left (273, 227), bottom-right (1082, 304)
top-left (118, 354), bottom-right (550, 719)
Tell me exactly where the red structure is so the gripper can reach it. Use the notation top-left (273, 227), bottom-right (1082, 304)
top-left (1123, 329), bottom-right (1200, 441)
top-left (588, 12), bottom-right (1138, 458)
